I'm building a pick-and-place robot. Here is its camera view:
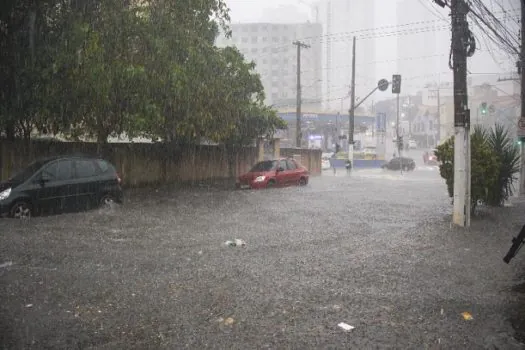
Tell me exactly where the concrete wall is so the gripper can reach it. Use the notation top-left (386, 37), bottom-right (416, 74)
top-left (0, 140), bottom-right (321, 188)
top-left (280, 148), bottom-right (322, 175)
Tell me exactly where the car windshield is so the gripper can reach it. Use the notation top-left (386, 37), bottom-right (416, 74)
top-left (250, 160), bottom-right (277, 172)
top-left (8, 160), bottom-right (46, 183)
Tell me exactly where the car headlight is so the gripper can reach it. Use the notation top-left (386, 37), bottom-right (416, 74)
top-left (0, 188), bottom-right (11, 201)
top-left (254, 176), bottom-right (266, 183)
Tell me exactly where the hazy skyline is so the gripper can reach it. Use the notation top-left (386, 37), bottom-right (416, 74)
top-left (224, 0), bottom-right (518, 103)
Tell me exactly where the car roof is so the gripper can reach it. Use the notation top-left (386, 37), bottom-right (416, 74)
top-left (35, 154), bottom-right (101, 164)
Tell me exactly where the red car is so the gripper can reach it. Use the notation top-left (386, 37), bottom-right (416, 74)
top-left (236, 158), bottom-right (309, 189)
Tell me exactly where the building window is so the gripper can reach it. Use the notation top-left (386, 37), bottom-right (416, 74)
top-left (262, 59), bottom-right (268, 64)
top-left (428, 121), bottom-right (433, 130)
top-left (262, 36), bottom-right (268, 42)
top-left (251, 37), bottom-right (257, 44)
top-left (251, 48), bottom-right (258, 54)
top-left (272, 58), bottom-right (279, 65)
top-left (251, 25), bottom-right (258, 32)
top-left (241, 37), bottom-right (248, 43)
top-left (272, 93), bottom-right (278, 100)
top-left (262, 47), bottom-right (268, 53)
top-left (272, 37), bottom-right (279, 42)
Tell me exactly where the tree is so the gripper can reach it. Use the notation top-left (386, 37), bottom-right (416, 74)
top-left (137, 0), bottom-right (230, 144)
top-left (486, 124), bottom-right (520, 206)
top-left (205, 47), bottom-right (286, 178)
top-left (435, 126), bottom-right (501, 214)
top-left (0, 0), bottom-right (62, 141)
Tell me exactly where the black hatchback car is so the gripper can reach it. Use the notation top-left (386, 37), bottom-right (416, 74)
top-left (0, 155), bottom-right (123, 218)
top-left (381, 157), bottom-right (416, 171)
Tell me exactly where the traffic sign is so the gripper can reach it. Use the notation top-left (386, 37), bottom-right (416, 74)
top-left (518, 118), bottom-right (525, 137)
top-left (377, 79), bottom-right (389, 92)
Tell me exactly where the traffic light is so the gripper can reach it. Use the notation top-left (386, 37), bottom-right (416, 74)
top-left (480, 102), bottom-right (487, 115)
top-left (392, 74), bottom-right (402, 94)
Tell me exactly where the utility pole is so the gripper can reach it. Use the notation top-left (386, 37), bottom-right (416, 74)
top-left (392, 74), bottom-right (402, 156)
top-left (518, 0), bottom-right (525, 196)
top-left (451, 0), bottom-right (471, 227)
top-left (348, 36), bottom-right (356, 167)
top-left (436, 87), bottom-right (441, 145)
top-left (294, 40), bottom-right (310, 148)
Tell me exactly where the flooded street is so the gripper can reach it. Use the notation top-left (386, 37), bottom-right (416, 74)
top-left (1, 168), bottom-right (525, 349)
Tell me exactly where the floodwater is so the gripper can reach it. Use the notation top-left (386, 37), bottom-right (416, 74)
top-left (1, 162), bottom-right (525, 348)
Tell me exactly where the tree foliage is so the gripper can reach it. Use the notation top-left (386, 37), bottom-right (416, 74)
top-left (435, 124), bottom-right (518, 214)
top-left (0, 0), bottom-right (286, 152)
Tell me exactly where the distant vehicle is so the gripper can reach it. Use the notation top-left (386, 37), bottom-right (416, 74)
top-left (381, 157), bottom-right (416, 171)
top-left (426, 149), bottom-right (439, 165)
top-left (363, 147), bottom-right (377, 160)
top-left (236, 158), bottom-right (309, 189)
top-left (408, 139), bottom-right (417, 149)
top-left (321, 157), bottom-right (331, 170)
top-left (0, 155), bottom-right (123, 219)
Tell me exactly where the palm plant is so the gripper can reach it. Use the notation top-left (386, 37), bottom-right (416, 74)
top-left (486, 124), bottom-right (520, 206)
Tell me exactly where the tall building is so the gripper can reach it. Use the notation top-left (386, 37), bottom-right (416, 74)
top-left (396, 0), bottom-right (450, 93)
top-left (315, 0), bottom-right (377, 111)
top-left (215, 22), bottom-right (323, 109)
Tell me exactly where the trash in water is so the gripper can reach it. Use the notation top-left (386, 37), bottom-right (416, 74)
top-left (0, 261), bottom-right (13, 269)
top-left (224, 239), bottom-right (246, 248)
top-left (440, 308), bottom-right (444, 315)
top-left (224, 317), bottom-right (235, 325)
top-left (217, 317), bottom-right (235, 325)
top-left (25, 304), bottom-right (33, 308)
top-left (338, 322), bottom-right (354, 331)
top-left (461, 312), bottom-right (473, 320)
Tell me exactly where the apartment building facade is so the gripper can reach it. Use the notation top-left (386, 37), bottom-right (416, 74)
top-left (215, 22), bottom-right (323, 109)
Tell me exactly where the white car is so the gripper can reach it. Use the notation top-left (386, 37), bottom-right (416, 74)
top-left (322, 158), bottom-right (331, 170)
top-left (408, 140), bottom-right (417, 149)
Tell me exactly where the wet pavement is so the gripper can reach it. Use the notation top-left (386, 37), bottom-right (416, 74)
top-left (1, 164), bottom-right (525, 349)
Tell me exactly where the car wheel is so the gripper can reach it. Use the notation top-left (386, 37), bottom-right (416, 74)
top-left (267, 180), bottom-right (276, 188)
top-left (99, 194), bottom-right (116, 209)
top-left (298, 177), bottom-right (307, 186)
top-left (10, 201), bottom-right (32, 219)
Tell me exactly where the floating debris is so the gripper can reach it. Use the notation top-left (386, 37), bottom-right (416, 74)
top-left (338, 322), bottom-right (355, 331)
top-left (0, 261), bottom-right (13, 269)
top-left (461, 312), bottom-right (473, 321)
top-left (224, 239), bottom-right (246, 248)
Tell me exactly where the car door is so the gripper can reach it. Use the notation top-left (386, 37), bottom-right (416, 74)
top-left (73, 158), bottom-right (99, 210)
top-left (286, 159), bottom-right (301, 184)
top-left (35, 160), bottom-right (75, 214)
top-left (389, 158), bottom-right (401, 170)
top-left (275, 160), bottom-right (289, 186)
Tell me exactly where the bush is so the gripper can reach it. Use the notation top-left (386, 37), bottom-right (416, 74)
top-left (434, 125), bottom-right (501, 214)
top-left (486, 124), bottom-right (521, 206)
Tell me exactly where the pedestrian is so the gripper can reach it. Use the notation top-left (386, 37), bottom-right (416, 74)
top-left (331, 152), bottom-right (337, 175)
top-left (423, 151), bottom-right (429, 164)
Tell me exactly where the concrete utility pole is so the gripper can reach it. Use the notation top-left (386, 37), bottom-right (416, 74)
top-left (518, 0), bottom-right (525, 196)
top-left (436, 87), bottom-right (441, 145)
top-left (451, 0), bottom-right (471, 227)
top-left (293, 40), bottom-right (310, 148)
top-left (348, 36), bottom-right (356, 167)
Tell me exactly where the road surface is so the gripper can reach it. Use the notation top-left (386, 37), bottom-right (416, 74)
top-left (1, 167), bottom-right (524, 349)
